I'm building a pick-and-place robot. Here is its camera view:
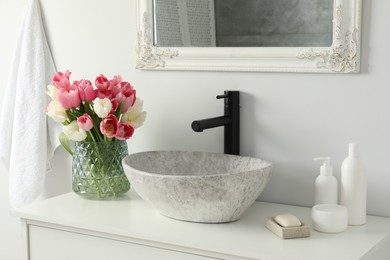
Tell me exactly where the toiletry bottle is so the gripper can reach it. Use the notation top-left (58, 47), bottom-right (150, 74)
top-left (314, 157), bottom-right (338, 205)
top-left (341, 143), bottom-right (367, 225)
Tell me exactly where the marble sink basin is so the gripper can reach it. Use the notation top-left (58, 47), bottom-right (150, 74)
top-left (122, 151), bottom-right (272, 223)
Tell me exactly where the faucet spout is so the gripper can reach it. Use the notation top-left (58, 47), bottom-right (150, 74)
top-left (191, 116), bottom-right (232, 132)
top-left (191, 91), bottom-right (240, 155)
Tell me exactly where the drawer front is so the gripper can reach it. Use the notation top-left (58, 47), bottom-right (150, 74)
top-left (29, 225), bottom-right (214, 260)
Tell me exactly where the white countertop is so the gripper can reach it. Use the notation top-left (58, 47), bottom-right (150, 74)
top-left (12, 190), bottom-right (390, 260)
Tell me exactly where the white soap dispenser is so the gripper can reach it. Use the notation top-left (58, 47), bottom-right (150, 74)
top-left (341, 143), bottom-right (366, 225)
top-left (314, 157), bottom-right (338, 205)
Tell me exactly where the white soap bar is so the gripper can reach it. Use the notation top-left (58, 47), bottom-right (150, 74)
top-left (274, 214), bottom-right (302, 227)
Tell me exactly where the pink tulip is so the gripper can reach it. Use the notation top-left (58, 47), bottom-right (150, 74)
top-left (52, 70), bottom-right (71, 89)
top-left (77, 79), bottom-right (96, 102)
top-left (116, 123), bottom-right (134, 140)
top-left (115, 81), bottom-right (136, 113)
top-left (100, 114), bottom-right (118, 138)
top-left (77, 113), bottom-right (94, 131)
top-left (109, 75), bottom-right (123, 88)
top-left (96, 89), bottom-right (112, 99)
top-left (105, 75), bottom-right (122, 99)
top-left (110, 84), bottom-right (122, 98)
top-left (96, 74), bottom-right (113, 99)
top-left (95, 74), bottom-right (109, 91)
top-left (95, 75), bottom-right (111, 99)
top-left (57, 85), bottom-right (81, 109)
top-left (110, 98), bottom-right (119, 114)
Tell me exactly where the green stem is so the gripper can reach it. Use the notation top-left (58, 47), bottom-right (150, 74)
top-left (115, 101), bottom-right (124, 121)
top-left (88, 131), bottom-right (97, 142)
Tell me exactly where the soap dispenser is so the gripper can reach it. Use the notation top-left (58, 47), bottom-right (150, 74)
top-left (314, 157), bottom-right (338, 205)
top-left (341, 143), bottom-right (366, 225)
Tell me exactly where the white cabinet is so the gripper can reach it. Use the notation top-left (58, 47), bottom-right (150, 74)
top-left (13, 190), bottom-right (390, 260)
top-left (29, 225), bottom-right (210, 260)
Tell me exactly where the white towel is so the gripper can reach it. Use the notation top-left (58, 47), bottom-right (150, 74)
top-left (0, 0), bottom-right (61, 208)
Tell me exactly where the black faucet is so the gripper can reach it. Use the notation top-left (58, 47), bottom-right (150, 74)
top-left (191, 91), bottom-right (240, 155)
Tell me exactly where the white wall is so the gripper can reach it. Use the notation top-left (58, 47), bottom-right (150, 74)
top-left (0, 2), bottom-right (28, 260)
top-left (1, 0), bottom-right (389, 259)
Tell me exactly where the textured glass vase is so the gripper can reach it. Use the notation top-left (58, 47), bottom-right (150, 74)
top-left (72, 141), bottom-right (130, 199)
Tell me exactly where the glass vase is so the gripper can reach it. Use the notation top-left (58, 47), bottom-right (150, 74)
top-left (72, 141), bottom-right (130, 199)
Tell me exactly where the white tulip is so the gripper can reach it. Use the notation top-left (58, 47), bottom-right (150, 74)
top-left (121, 98), bottom-right (146, 128)
top-left (46, 85), bottom-right (58, 102)
top-left (93, 98), bottom-right (112, 118)
top-left (46, 100), bottom-right (67, 123)
top-left (63, 121), bottom-right (87, 141)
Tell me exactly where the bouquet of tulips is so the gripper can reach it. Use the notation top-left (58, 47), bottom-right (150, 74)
top-left (45, 70), bottom-right (146, 154)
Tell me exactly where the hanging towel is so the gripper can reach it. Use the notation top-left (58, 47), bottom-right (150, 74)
top-left (0, 0), bottom-right (61, 208)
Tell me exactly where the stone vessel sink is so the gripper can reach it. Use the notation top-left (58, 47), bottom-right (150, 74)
top-left (122, 151), bottom-right (272, 223)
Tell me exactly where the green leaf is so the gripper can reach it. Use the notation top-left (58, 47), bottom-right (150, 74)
top-left (59, 132), bottom-right (73, 156)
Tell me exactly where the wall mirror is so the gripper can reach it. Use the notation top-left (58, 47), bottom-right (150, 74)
top-left (136, 0), bottom-right (362, 73)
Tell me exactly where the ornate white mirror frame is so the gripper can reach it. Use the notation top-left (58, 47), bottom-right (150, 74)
top-left (135, 0), bottom-right (362, 73)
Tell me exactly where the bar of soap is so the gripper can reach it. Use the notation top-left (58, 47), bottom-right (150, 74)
top-left (274, 214), bottom-right (302, 227)
top-left (265, 217), bottom-right (310, 239)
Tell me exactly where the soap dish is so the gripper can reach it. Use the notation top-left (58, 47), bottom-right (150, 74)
top-left (265, 217), bottom-right (311, 239)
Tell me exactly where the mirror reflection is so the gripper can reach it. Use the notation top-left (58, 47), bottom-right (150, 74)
top-left (153, 0), bottom-right (334, 48)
